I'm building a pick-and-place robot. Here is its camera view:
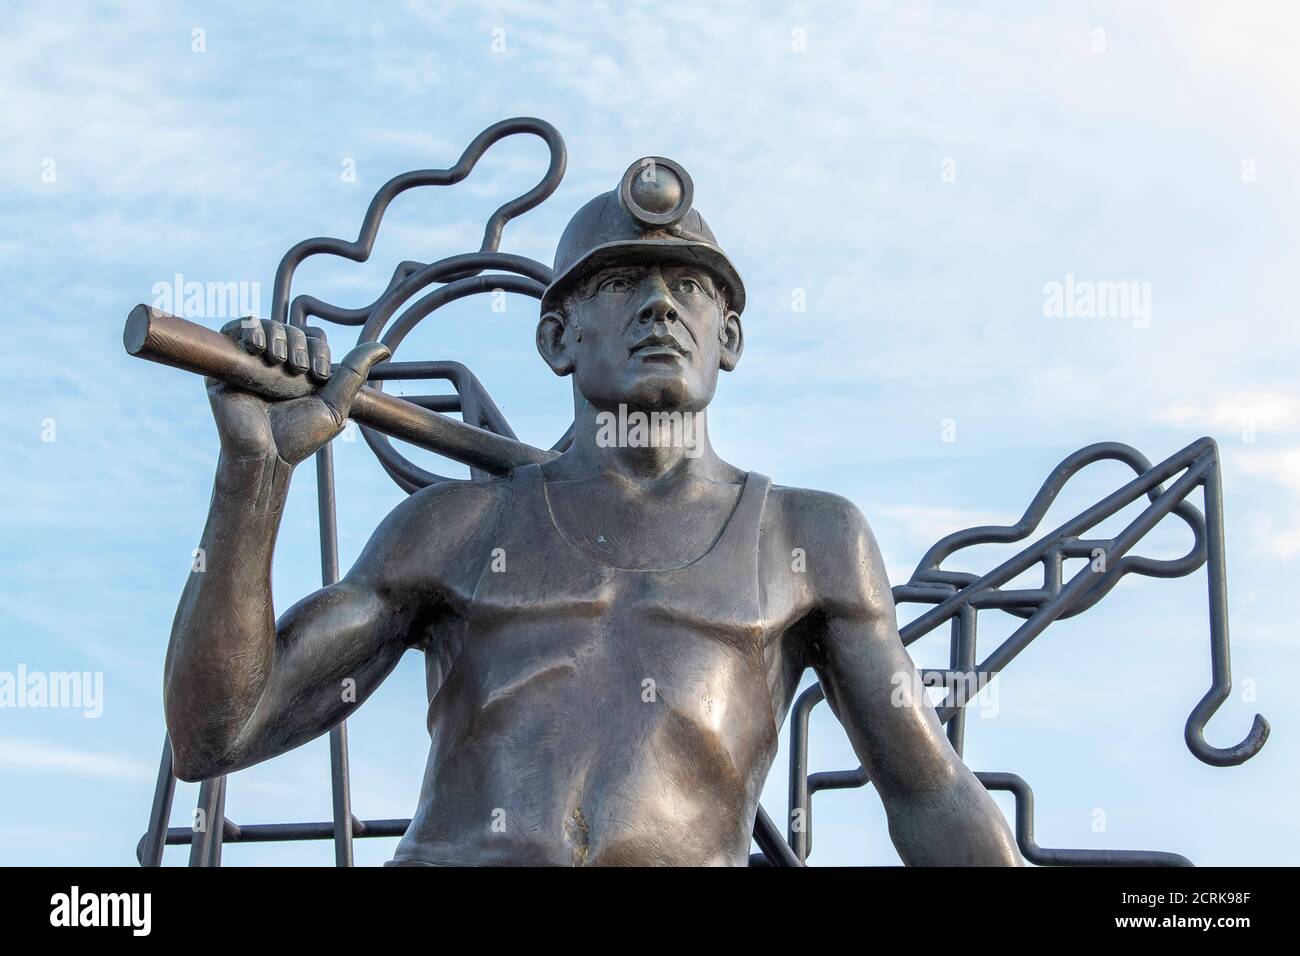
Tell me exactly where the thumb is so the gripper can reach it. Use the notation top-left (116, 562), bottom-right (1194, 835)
top-left (318, 341), bottom-right (391, 424)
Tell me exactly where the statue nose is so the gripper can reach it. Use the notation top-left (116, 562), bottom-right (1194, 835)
top-left (638, 292), bottom-right (678, 325)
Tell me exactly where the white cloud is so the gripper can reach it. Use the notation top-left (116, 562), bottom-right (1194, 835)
top-left (1237, 446), bottom-right (1300, 496)
top-left (876, 503), bottom-right (1014, 547)
top-left (1158, 393), bottom-right (1299, 436)
top-left (0, 738), bottom-right (150, 780)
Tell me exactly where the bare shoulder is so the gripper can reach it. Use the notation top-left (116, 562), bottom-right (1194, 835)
top-left (396, 473), bottom-right (511, 530)
top-left (767, 484), bottom-right (877, 559)
top-left (766, 483), bottom-right (894, 621)
top-left (347, 473), bottom-right (514, 585)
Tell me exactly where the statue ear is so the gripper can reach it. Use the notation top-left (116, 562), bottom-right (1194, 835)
top-left (537, 309), bottom-right (575, 376)
top-left (719, 310), bottom-right (743, 372)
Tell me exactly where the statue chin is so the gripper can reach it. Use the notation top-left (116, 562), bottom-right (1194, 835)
top-left (628, 378), bottom-right (693, 413)
top-left (581, 372), bottom-right (709, 416)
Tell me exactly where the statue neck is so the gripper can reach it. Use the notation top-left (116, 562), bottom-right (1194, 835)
top-left (559, 397), bottom-right (722, 484)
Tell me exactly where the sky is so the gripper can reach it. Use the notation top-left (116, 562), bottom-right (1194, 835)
top-left (1, 0), bottom-right (1297, 867)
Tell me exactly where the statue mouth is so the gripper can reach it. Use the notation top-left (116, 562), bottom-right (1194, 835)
top-left (630, 335), bottom-right (688, 360)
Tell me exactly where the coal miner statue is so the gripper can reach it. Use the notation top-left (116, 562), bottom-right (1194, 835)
top-left (162, 154), bottom-right (1023, 866)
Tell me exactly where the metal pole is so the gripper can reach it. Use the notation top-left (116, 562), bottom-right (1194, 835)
top-left (946, 605), bottom-right (977, 755)
top-left (189, 775), bottom-right (226, 867)
top-left (140, 734), bottom-right (177, 866)
top-left (315, 443), bottom-right (355, 867)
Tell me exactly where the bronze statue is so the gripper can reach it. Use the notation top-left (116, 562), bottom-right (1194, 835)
top-left (159, 153), bottom-right (1021, 866)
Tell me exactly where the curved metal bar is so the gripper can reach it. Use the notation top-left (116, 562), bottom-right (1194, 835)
top-left (357, 359), bottom-right (535, 491)
top-left (355, 270), bottom-right (548, 490)
top-left (1185, 447), bottom-right (1270, 765)
top-left (790, 702), bottom-right (1191, 865)
top-left (914, 442), bottom-right (1153, 569)
top-left (809, 765), bottom-right (868, 794)
top-left (787, 684), bottom-right (819, 861)
top-left (272, 116), bottom-right (566, 325)
top-left (910, 439), bottom-right (1266, 765)
top-left (976, 773), bottom-right (1192, 866)
top-left (288, 261), bottom-right (423, 327)
top-left (910, 442), bottom-right (1205, 623)
top-left (899, 440), bottom-right (1215, 648)
top-left (787, 437), bottom-right (1267, 864)
top-left (267, 122), bottom-right (566, 493)
top-left (356, 251), bottom-right (552, 344)
top-left (380, 274), bottom-right (545, 351)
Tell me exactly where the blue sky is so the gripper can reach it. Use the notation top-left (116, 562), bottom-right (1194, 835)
top-left (2, 0), bottom-right (1297, 866)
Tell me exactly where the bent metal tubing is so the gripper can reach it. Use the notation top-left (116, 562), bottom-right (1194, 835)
top-left (785, 438), bottom-right (1267, 864)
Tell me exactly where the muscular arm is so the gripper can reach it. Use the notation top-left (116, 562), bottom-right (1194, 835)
top-left (794, 492), bottom-right (1021, 865)
top-left (164, 453), bottom-right (434, 781)
top-left (161, 321), bottom-right (448, 781)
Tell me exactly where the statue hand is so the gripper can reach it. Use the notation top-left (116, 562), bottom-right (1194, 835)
top-left (206, 320), bottom-right (390, 466)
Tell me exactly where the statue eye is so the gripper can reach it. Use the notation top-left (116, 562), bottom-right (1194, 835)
top-left (673, 278), bottom-right (699, 295)
top-left (600, 277), bottom-right (632, 293)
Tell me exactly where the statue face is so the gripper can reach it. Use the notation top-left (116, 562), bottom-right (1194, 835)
top-left (538, 262), bottom-right (743, 413)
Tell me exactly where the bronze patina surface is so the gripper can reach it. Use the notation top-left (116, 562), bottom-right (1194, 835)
top-left (159, 149), bottom-right (1022, 866)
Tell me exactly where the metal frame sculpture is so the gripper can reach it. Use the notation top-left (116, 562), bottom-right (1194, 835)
top-left (126, 118), bottom-right (1267, 867)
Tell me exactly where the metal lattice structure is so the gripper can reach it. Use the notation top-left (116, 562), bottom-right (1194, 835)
top-left (135, 118), bottom-right (1267, 868)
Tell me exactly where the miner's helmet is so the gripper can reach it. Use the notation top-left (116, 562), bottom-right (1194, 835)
top-left (541, 156), bottom-right (746, 316)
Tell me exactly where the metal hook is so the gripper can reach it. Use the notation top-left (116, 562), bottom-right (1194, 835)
top-left (1185, 440), bottom-right (1270, 767)
top-left (1185, 695), bottom-right (1269, 768)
